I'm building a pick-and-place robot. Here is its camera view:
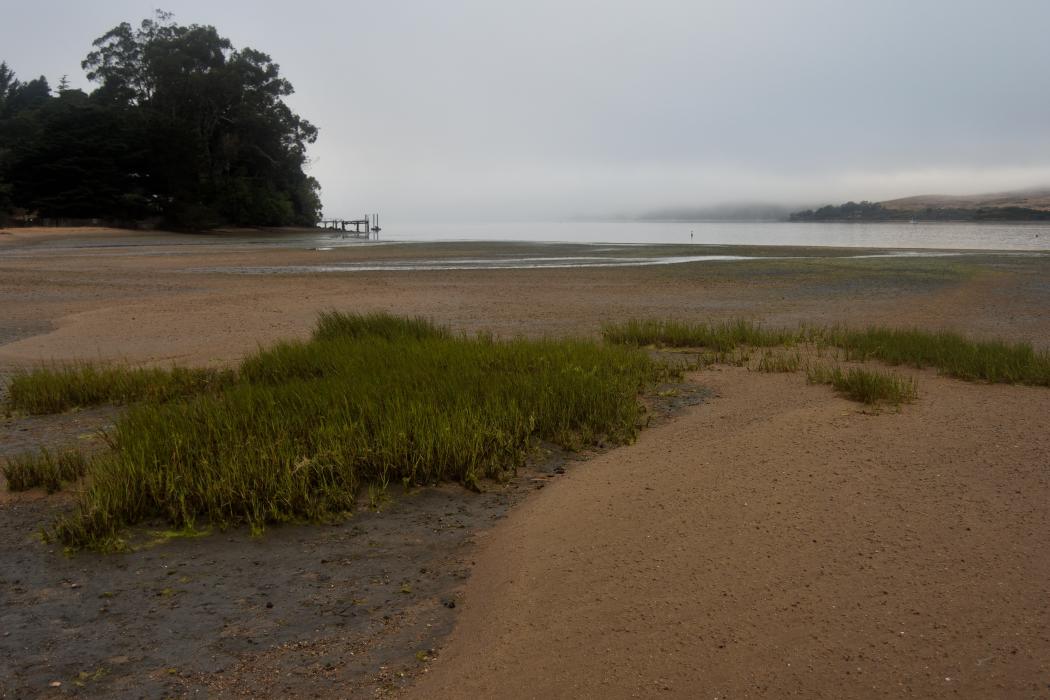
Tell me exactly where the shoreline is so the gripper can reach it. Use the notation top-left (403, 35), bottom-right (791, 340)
top-left (1, 229), bottom-right (1048, 697)
top-left (4, 225), bottom-right (1048, 254)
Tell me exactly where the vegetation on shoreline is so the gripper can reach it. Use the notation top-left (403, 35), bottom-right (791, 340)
top-left (788, 200), bottom-right (1050, 222)
top-left (2, 448), bottom-right (89, 493)
top-left (822, 326), bottom-right (1050, 385)
top-left (8, 313), bottom-right (1049, 548)
top-left (29, 313), bottom-right (673, 549)
top-left (8, 365), bottom-right (236, 415)
top-left (602, 319), bottom-right (797, 352)
top-left (603, 319), bottom-right (1050, 386)
top-left (807, 365), bottom-right (918, 405)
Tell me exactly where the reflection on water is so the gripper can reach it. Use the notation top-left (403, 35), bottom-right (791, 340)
top-left (205, 254), bottom-right (761, 274)
top-left (373, 220), bottom-right (1050, 251)
top-left (197, 249), bottom-right (1001, 275)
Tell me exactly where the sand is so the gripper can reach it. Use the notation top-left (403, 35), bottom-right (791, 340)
top-left (1, 228), bottom-right (1048, 698)
top-left (415, 369), bottom-right (1050, 698)
top-left (1, 228), bottom-right (1048, 370)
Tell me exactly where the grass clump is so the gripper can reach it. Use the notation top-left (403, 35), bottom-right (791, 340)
top-left (819, 326), bottom-right (1050, 386)
top-left (3, 448), bottom-right (89, 493)
top-left (807, 365), bottom-right (918, 406)
top-left (313, 311), bottom-right (451, 343)
top-left (7, 365), bottom-right (236, 415)
top-left (602, 319), bottom-right (798, 351)
top-left (755, 350), bottom-right (802, 373)
top-left (48, 312), bottom-right (675, 549)
top-left (605, 318), bottom-right (1050, 386)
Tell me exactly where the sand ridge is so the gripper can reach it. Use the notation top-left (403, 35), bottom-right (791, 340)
top-left (414, 368), bottom-right (1050, 698)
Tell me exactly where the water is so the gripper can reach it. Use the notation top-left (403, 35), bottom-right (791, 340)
top-left (207, 250), bottom-right (990, 275)
top-left (377, 220), bottom-right (1050, 251)
top-left (209, 255), bottom-right (767, 274)
top-left (4, 221), bottom-right (1046, 274)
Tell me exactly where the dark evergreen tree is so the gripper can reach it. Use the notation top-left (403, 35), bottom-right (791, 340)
top-left (4, 89), bottom-right (151, 219)
top-left (0, 62), bottom-right (23, 217)
top-left (0, 11), bottom-right (322, 228)
top-left (81, 11), bottom-right (321, 227)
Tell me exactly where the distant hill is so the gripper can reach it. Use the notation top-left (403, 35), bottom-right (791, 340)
top-left (881, 188), bottom-right (1050, 212)
top-left (790, 188), bottom-right (1050, 222)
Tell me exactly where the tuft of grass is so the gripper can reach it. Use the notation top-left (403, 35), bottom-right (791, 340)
top-left (807, 365), bottom-right (918, 406)
top-left (7, 365), bottom-right (236, 415)
top-left (313, 310), bottom-right (450, 343)
top-left (46, 313), bottom-right (676, 549)
top-left (602, 319), bottom-right (798, 352)
top-left (606, 318), bottom-right (1050, 386)
top-left (755, 350), bottom-right (802, 373)
top-left (817, 326), bottom-right (1050, 386)
top-left (3, 448), bottom-right (89, 493)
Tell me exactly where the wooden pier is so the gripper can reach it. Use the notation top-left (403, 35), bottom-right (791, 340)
top-left (319, 214), bottom-right (381, 239)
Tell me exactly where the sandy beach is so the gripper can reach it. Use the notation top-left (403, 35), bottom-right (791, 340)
top-left (1, 228), bottom-right (1048, 698)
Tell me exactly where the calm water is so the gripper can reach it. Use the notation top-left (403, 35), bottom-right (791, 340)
top-left (3, 221), bottom-right (1046, 274)
top-left (377, 221), bottom-right (1050, 251)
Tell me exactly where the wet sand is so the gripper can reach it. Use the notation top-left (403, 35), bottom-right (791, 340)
top-left (1, 228), bottom-right (1047, 372)
top-left (1, 228), bottom-right (1048, 698)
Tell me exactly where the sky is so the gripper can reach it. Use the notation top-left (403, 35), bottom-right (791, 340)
top-left (3, 0), bottom-right (1050, 221)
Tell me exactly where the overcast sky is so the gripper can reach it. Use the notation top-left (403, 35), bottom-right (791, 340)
top-left (3, 1), bottom-right (1050, 220)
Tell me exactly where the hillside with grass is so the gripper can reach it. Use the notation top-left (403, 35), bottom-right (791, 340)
top-left (790, 187), bottom-right (1050, 222)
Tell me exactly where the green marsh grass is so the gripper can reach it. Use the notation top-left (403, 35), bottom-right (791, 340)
top-left (7, 365), bottom-right (236, 415)
top-left (807, 365), bottom-right (918, 406)
top-left (3, 448), bottom-right (89, 493)
top-left (313, 311), bottom-right (451, 343)
top-left (606, 318), bottom-right (1050, 386)
top-left (603, 318), bottom-right (798, 351)
top-left (755, 350), bottom-right (803, 373)
top-left (818, 326), bottom-right (1050, 385)
top-left (43, 313), bottom-right (676, 549)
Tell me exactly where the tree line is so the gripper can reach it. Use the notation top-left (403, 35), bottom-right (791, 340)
top-left (0, 11), bottom-right (321, 229)
top-left (789, 201), bottom-right (1050, 222)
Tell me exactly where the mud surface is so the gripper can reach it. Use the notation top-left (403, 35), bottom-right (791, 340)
top-left (1, 477), bottom-right (525, 698)
top-left (0, 367), bottom-right (707, 699)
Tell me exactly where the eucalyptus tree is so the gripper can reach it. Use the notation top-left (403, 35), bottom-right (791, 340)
top-left (0, 11), bottom-right (321, 227)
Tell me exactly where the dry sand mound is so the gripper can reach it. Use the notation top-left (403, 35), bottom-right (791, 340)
top-left (415, 368), bottom-right (1050, 698)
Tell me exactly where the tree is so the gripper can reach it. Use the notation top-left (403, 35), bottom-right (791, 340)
top-left (0, 11), bottom-right (322, 228)
top-left (5, 90), bottom-right (151, 219)
top-left (3, 75), bottom-right (51, 117)
top-left (0, 62), bottom-right (21, 113)
top-left (0, 62), bottom-right (22, 218)
top-left (81, 11), bottom-right (321, 227)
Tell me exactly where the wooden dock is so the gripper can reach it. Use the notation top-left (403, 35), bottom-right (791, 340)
top-left (319, 214), bottom-right (382, 239)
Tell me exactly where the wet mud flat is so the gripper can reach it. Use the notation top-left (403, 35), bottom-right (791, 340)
top-left (2, 480), bottom-right (513, 698)
top-left (1, 456), bottom-right (548, 698)
top-left (0, 379), bottom-right (708, 699)
top-left (0, 406), bottom-right (116, 461)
